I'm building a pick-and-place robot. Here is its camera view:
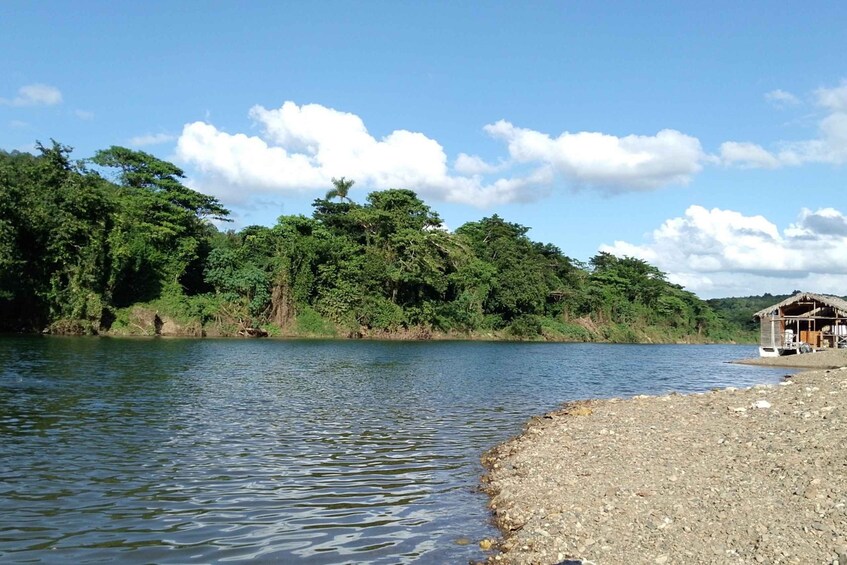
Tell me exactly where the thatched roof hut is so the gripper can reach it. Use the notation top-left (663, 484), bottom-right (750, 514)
top-left (754, 292), bottom-right (847, 356)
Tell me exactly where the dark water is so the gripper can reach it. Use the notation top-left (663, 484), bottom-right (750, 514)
top-left (0, 338), bottom-right (788, 563)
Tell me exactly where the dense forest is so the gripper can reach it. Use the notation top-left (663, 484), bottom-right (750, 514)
top-left (706, 294), bottom-right (793, 334)
top-left (0, 142), bottom-right (755, 342)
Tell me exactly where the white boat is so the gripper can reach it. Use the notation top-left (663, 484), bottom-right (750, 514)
top-left (758, 346), bottom-right (780, 358)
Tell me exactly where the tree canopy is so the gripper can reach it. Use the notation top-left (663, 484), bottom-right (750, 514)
top-left (0, 142), bottom-right (750, 342)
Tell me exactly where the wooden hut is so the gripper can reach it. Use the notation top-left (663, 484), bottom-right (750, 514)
top-left (754, 292), bottom-right (847, 357)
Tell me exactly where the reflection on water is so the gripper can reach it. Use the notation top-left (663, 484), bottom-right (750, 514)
top-left (0, 338), bottom-right (787, 563)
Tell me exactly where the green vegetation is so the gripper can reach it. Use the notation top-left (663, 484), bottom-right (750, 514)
top-left (706, 293), bottom-right (794, 335)
top-left (0, 142), bottom-right (753, 342)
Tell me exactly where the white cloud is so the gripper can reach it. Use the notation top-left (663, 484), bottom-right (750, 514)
top-left (777, 109), bottom-right (847, 165)
top-left (764, 89), bottom-right (800, 108)
top-left (176, 101), bottom-right (707, 207)
top-left (784, 207), bottom-right (847, 237)
top-left (176, 102), bottom-right (556, 206)
top-left (815, 81), bottom-right (847, 112)
top-left (129, 133), bottom-right (176, 147)
top-left (724, 80), bottom-right (847, 168)
top-left (483, 120), bottom-right (705, 192)
top-left (0, 84), bottom-right (63, 107)
top-left (454, 153), bottom-right (504, 175)
top-left (600, 205), bottom-right (847, 297)
top-left (719, 141), bottom-right (780, 169)
top-left (9, 120), bottom-right (29, 129)
top-left (75, 109), bottom-right (95, 120)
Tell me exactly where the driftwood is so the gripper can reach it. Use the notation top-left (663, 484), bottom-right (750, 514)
top-left (237, 323), bottom-right (268, 338)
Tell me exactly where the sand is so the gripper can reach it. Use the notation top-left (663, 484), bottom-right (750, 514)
top-left (732, 348), bottom-right (847, 370)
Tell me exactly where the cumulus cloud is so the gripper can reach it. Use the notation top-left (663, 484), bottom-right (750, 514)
top-left (785, 207), bottom-right (847, 237)
top-left (176, 101), bottom-right (707, 206)
top-left (483, 121), bottom-right (705, 192)
top-left (177, 102), bottom-right (549, 206)
top-left (764, 89), bottom-right (800, 108)
top-left (600, 206), bottom-right (847, 297)
top-left (0, 84), bottom-right (63, 107)
top-left (129, 133), bottom-right (176, 147)
top-left (723, 80), bottom-right (847, 168)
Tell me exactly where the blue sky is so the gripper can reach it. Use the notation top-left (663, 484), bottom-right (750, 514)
top-left (3, 1), bottom-right (847, 298)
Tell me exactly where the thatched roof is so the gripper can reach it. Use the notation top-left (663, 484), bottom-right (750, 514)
top-left (754, 292), bottom-right (847, 319)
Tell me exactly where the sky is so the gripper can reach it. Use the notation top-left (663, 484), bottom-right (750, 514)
top-left (2, 1), bottom-right (846, 299)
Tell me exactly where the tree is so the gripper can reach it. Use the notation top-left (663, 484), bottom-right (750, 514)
top-left (352, 189), bottom-right (442, 243)
top-left (0, 142), bottom-right (115, 331)
top-left (0, 142), bottom-right (745, 341)
top-left (326, 176), bottom-right (355, 203)
top-left (90, 146), bottom-right (230, 300)
top-left (91, 146), bottom-right (230, 221)
top-left (456, 215), bottom-right (550, 324)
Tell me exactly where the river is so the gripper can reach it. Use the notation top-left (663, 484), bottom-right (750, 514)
top-left (0, 337), bottom-right (789, 563)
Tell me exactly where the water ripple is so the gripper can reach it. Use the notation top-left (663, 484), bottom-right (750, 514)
top-left (0, 338), bottom-right (787, 563)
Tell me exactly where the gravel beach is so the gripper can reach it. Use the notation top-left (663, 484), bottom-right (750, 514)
top-left (481, 358), bottom-right (847, 564)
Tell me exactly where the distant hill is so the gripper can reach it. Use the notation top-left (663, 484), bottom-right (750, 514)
top-left (706, 291), bottom-right (847, 333)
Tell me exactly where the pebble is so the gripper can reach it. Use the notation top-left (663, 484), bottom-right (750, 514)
top-left (482, 364), bottom-right (847, 564)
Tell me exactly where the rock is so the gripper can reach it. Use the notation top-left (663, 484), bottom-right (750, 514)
top-left (752, 400), bottom-right (772, 409)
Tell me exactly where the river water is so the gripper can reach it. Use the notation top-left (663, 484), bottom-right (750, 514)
top-left (0, 337), bottom-right (789, 563)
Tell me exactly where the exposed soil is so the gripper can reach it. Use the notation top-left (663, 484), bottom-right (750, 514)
top-left (482, 366), bottom-right (847, 564)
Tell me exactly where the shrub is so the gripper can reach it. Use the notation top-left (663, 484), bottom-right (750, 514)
top-left (357, 297), bottom-right (405, 331)
top-left (295, 306), bottom-right (337, 337)
top-left (506, 315), bottom-right (542, 339)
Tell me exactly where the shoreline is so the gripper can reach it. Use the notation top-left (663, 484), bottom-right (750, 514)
top-left (731, 348), bottom-right (847, 370)
top-left (481, 360), bottom-right (847, 564)
top-left (8, 328), bottom-right (750, 346)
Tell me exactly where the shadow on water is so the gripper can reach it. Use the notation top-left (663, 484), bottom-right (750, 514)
top-left (0, 337), bottom-right (787, 563)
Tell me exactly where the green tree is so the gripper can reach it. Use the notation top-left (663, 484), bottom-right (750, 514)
top-left (349, 190), bottom-right (448, 313)
top-left (456, 215), bottom-right (550, 324)
top-left (326, 176), bottom-right (355, 202)
top-left (91, 146), bottom-right (229, 221)
top-left (0, 142), bottom-right (118, 331)
top-left (90, 146), bottom-right (230, 301)
top-left (0, 142), bottom-right (748, 342)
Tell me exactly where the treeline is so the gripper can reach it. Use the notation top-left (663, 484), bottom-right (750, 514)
top-left (705, 292), bottom-right (836, 333)
top-left (0, 142), bottom-right (748, 342)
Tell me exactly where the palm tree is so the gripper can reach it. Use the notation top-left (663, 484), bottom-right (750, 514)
top-left (326, 177), bottom-right (355, 202)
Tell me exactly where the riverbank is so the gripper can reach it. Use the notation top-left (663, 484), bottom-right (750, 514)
top-left (42, 306), bottom-right (749, 345)
top-left (481, 366), bottom-right (847, 564)
top-left (732, 348), bottom-right (847, 370)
